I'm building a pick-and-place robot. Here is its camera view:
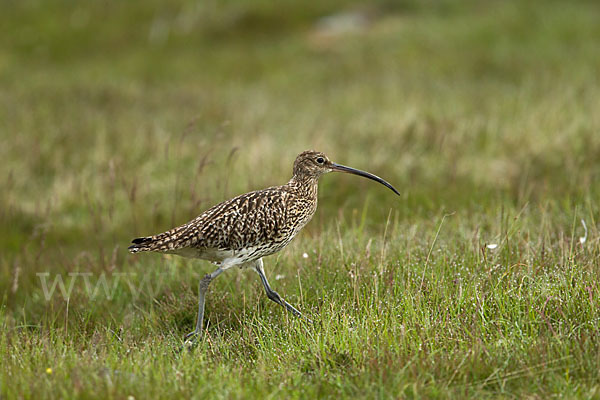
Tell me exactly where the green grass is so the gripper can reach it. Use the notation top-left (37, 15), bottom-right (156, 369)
top-left (2, 0), bottom-right (600, 398)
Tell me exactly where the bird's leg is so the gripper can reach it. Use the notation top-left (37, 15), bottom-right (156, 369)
top-left (185, 267), bottom-right (224, 342)
top-left (253, 259), bottom-right (309, 321)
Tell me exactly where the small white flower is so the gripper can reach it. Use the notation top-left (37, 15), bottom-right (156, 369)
top-left (580, 219), bottom-right (588, 245)
top-left (275, 274), bottom-right (285, 280)
top-left (302, 252), bottom-right (309, 259)
top-left (486, 244), bottom-right (498, 250)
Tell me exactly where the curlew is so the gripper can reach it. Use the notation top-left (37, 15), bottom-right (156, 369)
top-left (128, 150), bottom-right (399, 341)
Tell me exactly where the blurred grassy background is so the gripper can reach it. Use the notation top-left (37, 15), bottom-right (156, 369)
top-left (2, 0), bottom-right (599, 256)
top-left (1, 0), bottom-right (600, 397)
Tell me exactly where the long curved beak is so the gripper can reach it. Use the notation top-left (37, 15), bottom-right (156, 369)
top-left (331, 163), bottom-right (400, 196)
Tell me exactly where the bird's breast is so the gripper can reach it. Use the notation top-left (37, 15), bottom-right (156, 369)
top-left (283, 196), bottom-right (317, 237)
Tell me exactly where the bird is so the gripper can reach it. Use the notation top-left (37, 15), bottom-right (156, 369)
top-left (128, 150), bottom-right (400, 341)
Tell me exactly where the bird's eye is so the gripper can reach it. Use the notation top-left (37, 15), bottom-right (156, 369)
top-left (316, 157), bottom-right (325, 164)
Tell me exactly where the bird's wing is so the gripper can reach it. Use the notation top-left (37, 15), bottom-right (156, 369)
top-left (129, 187), bottom-right (292, 254)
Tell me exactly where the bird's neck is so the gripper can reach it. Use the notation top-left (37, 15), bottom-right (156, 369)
top-left (286, 174), bottom-right (319, 199)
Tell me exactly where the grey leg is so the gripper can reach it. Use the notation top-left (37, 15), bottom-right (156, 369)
top-left (253, 259), bottom-right (307, 320)
top-left (185, 267), bottom-right (224, 341)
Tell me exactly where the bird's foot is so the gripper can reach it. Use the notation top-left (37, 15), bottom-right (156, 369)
top-left (184, 329), bottom-right (199, 340)
top-left (283, 302), bottom-right (314, 324)
top-left (180, 330), bottom-right (201, 351)
top-left (287, 307), bottom-right (313, 324)
top-left (298, 312), bottom-right (315, 325)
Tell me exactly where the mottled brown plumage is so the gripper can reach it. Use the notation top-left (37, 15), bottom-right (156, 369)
top-left (128, 150), bottom-right (399, 342)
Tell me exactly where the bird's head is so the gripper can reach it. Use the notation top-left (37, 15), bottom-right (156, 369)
top-left (292, 150), bottom-right (400, 196)
top-left (293, 150), bottom-right (333, 178)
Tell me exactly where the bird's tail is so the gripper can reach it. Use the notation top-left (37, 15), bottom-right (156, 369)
top-left (127, 233), bottom-right (168, 253)
top-left (128, 225), bottom-right (190, 254)
top-left (128, 236), bottom-right (155, 253)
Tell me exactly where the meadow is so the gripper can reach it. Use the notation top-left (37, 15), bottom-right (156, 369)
top-left (1, 0), bottom-right (600, 398)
